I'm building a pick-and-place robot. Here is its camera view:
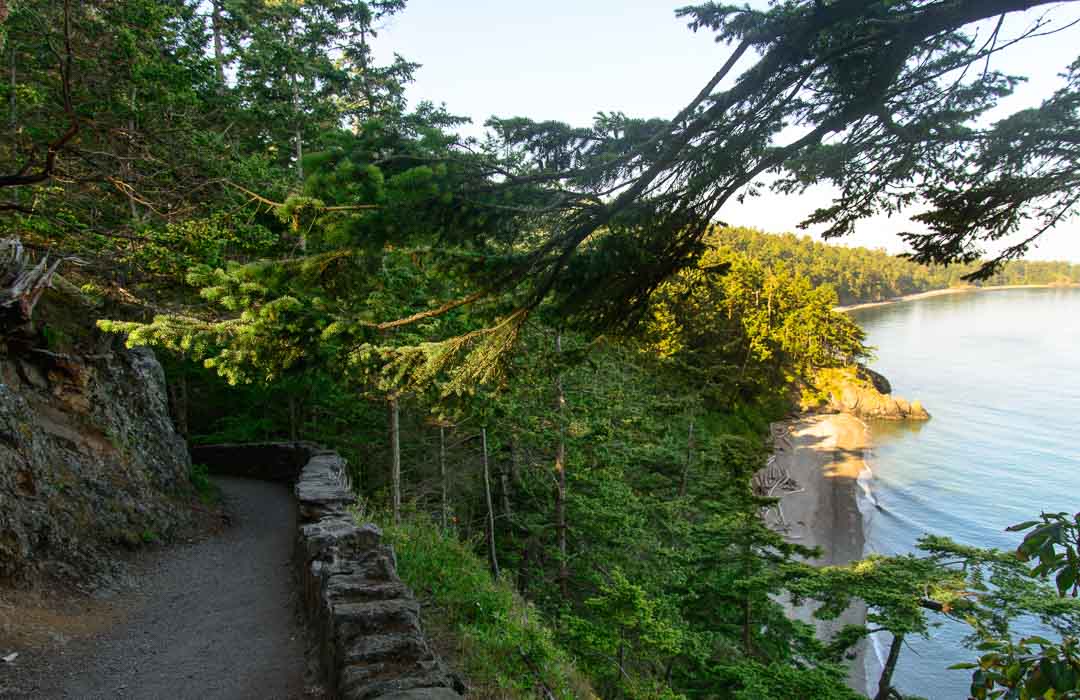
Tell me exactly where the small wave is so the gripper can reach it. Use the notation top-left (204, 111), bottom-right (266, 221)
top-left (856, 462), bottom-right (879, 516)
top-left (870, 630), bottom-right (888, 667)
top-left (866, 629), bottom-right (888, 696)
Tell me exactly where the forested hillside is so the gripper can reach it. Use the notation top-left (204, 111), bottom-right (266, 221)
top-left (713, 228), bottom-right (1080, 306)
top-left (5, 1), bottom-right (1080, 698)
top-left (165, 242), bottom-right (876, 698)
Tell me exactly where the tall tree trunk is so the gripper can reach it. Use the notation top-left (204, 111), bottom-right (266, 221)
top-left (211, 0), bottom-right (226, 85)
top-left (875, 633), bottom-right (904, 700)
top-left (741, 598), bottom-right (752, 656)
top-left (741, 530), bottom-right (753, 656)
top-left (482, 427), bottom-right (499, 579)
top-left (389, 397), bottom-right (401, 525)
top-left (290, 69), bottom-right (306, 252)
top-left (358, 27), bottom-right (373, 123)
top-left (9, 44), bottom-right (14, 128)
top-left (678, 419), bottom-right (695, 498)
top-left (179, 375), bottom-right (189, 439)
top-left (294, 121), bottom-right (303, 182)
top-left (288, 394), bottom-right (299, 442)
top-left (168, 374), bottom-right (189, 439)
top-left (510, 434), bottom-right (521, 485)
top-left (291, 73), bottom-right (304, 183)
top-left (499, 464), bottom-right (512, 521)
top-left (439, 425), bottom-right (448, 529)
top-left (616, 642), bottom-right (626, 700)
top-left (9, 44), bottom-right (15, 206)
top-left (554, 330), bottom-right (569, 599)
top-left (519, 540), bottom-right (531, 595)
top-left (124, 85), bottom-right (140, 221)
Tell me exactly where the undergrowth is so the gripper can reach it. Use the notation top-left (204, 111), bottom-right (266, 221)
top-left (189, 462), bottom-right (219, 505)
top-left (705, 394), bottom-right (790, 439)
top-left (367, 507), bottom-right (596, 699)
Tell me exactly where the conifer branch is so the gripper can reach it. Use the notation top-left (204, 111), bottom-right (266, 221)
top-left (223, 181), bottom-right (379, 211)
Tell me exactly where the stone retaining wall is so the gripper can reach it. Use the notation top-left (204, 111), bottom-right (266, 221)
top-left (197, 442), bottom-right (462, 700)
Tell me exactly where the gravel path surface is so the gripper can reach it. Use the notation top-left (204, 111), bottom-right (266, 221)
top-left (7, 477), bottom-right (307, 700)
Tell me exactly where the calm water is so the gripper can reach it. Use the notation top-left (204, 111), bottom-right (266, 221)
top-left (851, 288), bottom-right (1080, 700)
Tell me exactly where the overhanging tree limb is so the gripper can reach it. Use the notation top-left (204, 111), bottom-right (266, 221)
top-left (0, 0), bottom-right (77, 191)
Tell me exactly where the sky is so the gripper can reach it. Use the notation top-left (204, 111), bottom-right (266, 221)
top-left (373, 1), bottom-right (1080, 262)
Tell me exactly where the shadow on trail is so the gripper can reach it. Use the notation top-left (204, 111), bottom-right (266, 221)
top-left (11, 477), bottom-right (307, 700)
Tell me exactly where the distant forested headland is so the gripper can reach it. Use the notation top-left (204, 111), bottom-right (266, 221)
top-left (7, 0), bottom-right (1080, 697)
top-left (714, 228), bottom-right (1080, 306)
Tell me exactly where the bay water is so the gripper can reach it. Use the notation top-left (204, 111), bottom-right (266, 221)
top-left (850, 287), bottom-right (1080, 699)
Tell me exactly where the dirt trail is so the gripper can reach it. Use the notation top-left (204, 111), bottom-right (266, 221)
top-left (3, 477), bottom-right (307, 700)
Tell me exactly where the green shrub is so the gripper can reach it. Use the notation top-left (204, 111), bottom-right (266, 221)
top-left (189, 462), bottom-right (218, 504)
top-left (715, 661), bottom-right (863, 700)
top-left (370, 509), bottom-right (595, 699)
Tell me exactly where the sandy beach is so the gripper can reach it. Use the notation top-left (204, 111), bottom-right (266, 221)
top-left (767, 412), bottom-right (871, 694)
top-left (834, 283), bottom-right (1079, 313)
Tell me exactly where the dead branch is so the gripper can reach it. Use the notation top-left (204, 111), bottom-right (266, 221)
top-left (1, 238), bottom-right (62, 329)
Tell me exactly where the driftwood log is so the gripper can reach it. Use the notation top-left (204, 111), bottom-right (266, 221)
top-left (1, 238), bottom-right (62, 332)
top-left (754, 423), bottom-right (803, 530)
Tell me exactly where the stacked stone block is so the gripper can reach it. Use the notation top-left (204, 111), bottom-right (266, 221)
top-left (294, 450), bottom-right (462, 700)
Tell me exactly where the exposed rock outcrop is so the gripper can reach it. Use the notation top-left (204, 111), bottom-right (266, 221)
top-left (856, 365), bottom-right (891, 395)
top-left (0, 339), bottom-right (192, 584)
top-left (293, 451), bottom-right (461, 700)
top-left (808, 366), bottom-right (930, 421)
top-left (829, 384), bottom-right (930, 421)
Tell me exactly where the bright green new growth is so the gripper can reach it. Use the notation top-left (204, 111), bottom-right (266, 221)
top-left (371, 509), bottom-right (594, 699)
top-left (7, 0), bottom-right (1080, 697)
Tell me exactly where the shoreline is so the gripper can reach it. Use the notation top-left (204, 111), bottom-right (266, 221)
top-left (768, 412), bottom-right (873, 695)
top-left (834, 283), bottom-right (1079, 313)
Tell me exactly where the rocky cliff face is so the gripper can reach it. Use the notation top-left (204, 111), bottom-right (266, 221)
top-left (0, 337), bottom-right (192, 585)
top-left (808, 365), bottom-right (930, 421)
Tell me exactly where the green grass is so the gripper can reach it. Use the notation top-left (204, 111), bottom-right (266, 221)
top-left (368, 509), bottom-right (595, 699)
top-left (189, 462), bottom-right (220, 505)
